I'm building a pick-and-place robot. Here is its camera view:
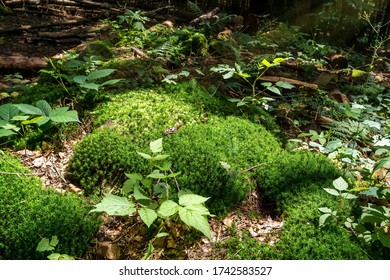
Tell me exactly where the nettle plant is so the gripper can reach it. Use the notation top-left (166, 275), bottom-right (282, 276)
top-left (0, 100), bottom-right (79, 139)
top-left (90, 138), bottom-right (212, 255)
top-left (210, 58), bottom-right (294, 109)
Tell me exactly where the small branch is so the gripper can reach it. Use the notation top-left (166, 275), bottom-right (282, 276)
top-left (0, 171), bottom-right (35, 176)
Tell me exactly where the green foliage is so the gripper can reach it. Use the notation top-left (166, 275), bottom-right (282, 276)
top-left (210, 58), bottom-right (293, 109)
top-left (36, 236), bottom-right (75, 260)
top-left (90, 138), bottom-right (212, 258)
top-left (163, 116), bottom-right (281, 214)
top-left (0, 100), bottom-right (79, 146)
top-left (0, 151), bottom-right (100, 259)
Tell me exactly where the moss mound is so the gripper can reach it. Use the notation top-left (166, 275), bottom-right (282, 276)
top-left (67, 128), bottom-right (148, 195)
top-left (0, 151), bottom-right (100, 260)
top-left (163, 116), bottom-right (282, 214)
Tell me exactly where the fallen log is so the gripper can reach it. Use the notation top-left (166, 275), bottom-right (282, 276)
top-left (259, 76), bottom-right (319, 91)
top-left (0, 55), bottom-right (47, 73)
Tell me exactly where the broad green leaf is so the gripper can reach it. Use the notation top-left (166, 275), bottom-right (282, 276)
top-left (179, 194), bottom-right (209, 206)
top-left (49, 253), bottom-right (75, 260)
top-left (47, 253), bottom-right (61, 260)
top-left (319, 213), bottom-right (332, 227)
top-left (141, 178), bottom-right (152, 189)
top-left (90, 194), bottom-right (136, 216)
top-left (153, 154), bottom-right (170, 161)
top-left (340, 193), bottom-right (358, 199)
top-left (48, 107), bottom-right (69, 117)
top-left (158, 200), bottom-right (179, 217)
top-left (72, 75), bottom-right (87, 85)
top-left (125, 173), bottom-right (143, 180)
top-left (261, 59), bottom-right (271, 67)
top-left (133, 185), bottom-right (150, 205)
top-left (147, 169), bottom-right (166, 179)
top-left (363, 120), bottom-right (381, 130)
top-left (80, 83), bottom-right (99, 91)
top-left (360, 213), bottom-right (383, 224)
top-left (352, 69), bottom-right (366, 77)
top-left (155, 160), bottom-right (172, 171)
top-left (150, 138), bottom-right (163, 153)
top-left (0, 104), bottom-right (20, 121)
top-left (266, 86), bottom-right (281, 95)
top-left (14, 104), bottom-right (43, 115)
top-left (377, 231), bottom-right (390, 248)
top-left (49, 236), bottom-right (59, 248)
top-left (184, 204), bottom-right (211, 216)
top-left (165, 172), bottom-right (181, 178)
top-left (36, 238), bottom-right (55, 252)
top-left (261, 82), bottom-right (272, 87)
top-left (318, 207), bottom-right (332, 214)
top-left (0, 129), bottom-right (16, 137)
top-left (35, 100), bottom-right (52, 116)
top-left (1, 123), bottom-right (18, 131)
top-left (333, 177), bottom-right (349, 191)
top-left (36, 116), bottom-right (51, 126)
top-left (123, 179), bottom-right (136, 194)
top-left (275, 81), bottom-right (295, 89)
top-left (49, 110), bottom-right (79, 123)
top-left (101, 79), bottom-right (123, 86)
top-left (179, 207), bottom-right (211, 238)
top-left (323, 188), bottom-right (340, 196)
top-left (138, 207), bottom-right (157, 228)
top-left (137, 152), bottom-right (152, 160)
top-left (87, 69), bottom-right (116, 81)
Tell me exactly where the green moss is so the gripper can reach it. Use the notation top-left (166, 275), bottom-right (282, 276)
top-left (91, 80), bottom-right (234, 147)
top-left (0, 151), bottom-right (100, 260)
top-left (163, 116), bottom-right (282, 214)
top-left (67, 128), bottom-right (148, 195)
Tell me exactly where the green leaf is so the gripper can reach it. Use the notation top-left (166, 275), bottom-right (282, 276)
top-left (333, 177), bottom-right (349, 191)
top-left (90, 194), bottom-right (136, 216)
top-left (36, 238), bottom-right (55, 252)
top-left (165, 172), bottom-right (181, 178)
top-left (137, 152), bottom-right (152, 160)
top-left (179, 194), bottom-right (209, 206)
top-left (133, 185), bottom-right (150, 205)
top-left (0, 104), bottom-right (20, 121)
top-left (178, 207), bottom-right (211, 238)
top-left (155, 160), bottom-right (172, 171)
top-left (158, 200), bottom-right (179, 217)
top-left (261, 59), bottom-right (271, 67)
top-left (49, 236), bottom-right (59, 248)
top-left (22, 116), bottom-right (45, 125)
top-left (323, 188), bottom-right (340, 196)
top-left (14, 104), bottom-right (43, 115)
top-left (138, 207), bottom-right (157, 228)
top-left (153, 154), bottom-right (170, 161)
top-left (36, 116), bottom-right (51, 126)
top-left (35, 100), bottom-right (52, 116)
top-left (0, 129), bottom-right (16, 137)
top-left (266, 86), bottom-right (281, 95)
top-left (49, 110), bottom-right (79, 123)
top-left (272, 57), bottom-right (285, 64)
top-left (142, 243), bottom-right (154, 260)
top-left (377, 230), bottom-right (390, 248)
top-left (80, 83), bottom-right (100, 91)
top-left (87, 69), bottom-right (116, 81)
top-left (275, 81), bottom-right (295, 89)
top-left (184, 203), bottom-right (211, 216)
top-left (47, 253), bottom-right (61, 260)
top-left (340, 193), bottom-right (358, 199)
top-left (318, 207), bottom-right (332, 214)
top-left (72, 75), bottom-right (87, 85)
top-left (150, 138), bottom-right (163, 153)
top-left (101, 79), bottom-right (123, 86)
top-left (319, 213), bottom-right (332, 227)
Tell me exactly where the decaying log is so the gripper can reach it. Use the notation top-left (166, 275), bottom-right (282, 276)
top-left (259, 76), bottom-right (319, 91)
top-left (0, 19), bottom-right (92, 34)
top-left (5, 0), bottom-right (113, 9)
top-left (0, 55), bottom-right (47, 72)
